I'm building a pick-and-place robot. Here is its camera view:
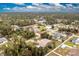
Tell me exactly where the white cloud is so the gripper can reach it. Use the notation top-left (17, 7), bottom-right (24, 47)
top-left (3, 3), bottom-right (65, 12)
top-left (45, 3), bottom-right (66, 12)
top-left (3, 3), bottom-right (79, 13)
top-left (12, 7), bottom-right (20, 10)
top-left (26, 6), bottom-right (36, 9)
top-left (32, 3), bottom-right (40, 6)
top-left (3, 8), bottom-right (11, 10)
top-left (32, 3), bottom-right (52, 9)
top-left (2, 3), bottom-right (66, 12)
top-left (54, 3), bottom-right (66, 8)
top-left (66, 4), bottom-right (73, 7)
top-left (3, 7), bottom-right (26, 12)
top-left (32, 3), bottom-right (66, 10)
top-left (54, 3), bottom-right (62, 6)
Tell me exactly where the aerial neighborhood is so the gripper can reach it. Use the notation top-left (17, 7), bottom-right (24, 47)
top-left (0, 13), bottom-right (79, 56)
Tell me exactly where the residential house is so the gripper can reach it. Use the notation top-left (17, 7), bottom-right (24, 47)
top-left (11, 25), bottom-right (20, 31)
top-left (0, 37), bottom-right (7, 44)
top-left (36, 39), bottom-right (51, 48)
top-left (52, 32), bottom-right (67, 42)
top-left (72, 38), bottom-right (79, 44)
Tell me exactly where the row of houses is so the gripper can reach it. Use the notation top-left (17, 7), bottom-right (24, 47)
top-left (54, 23), bottom-right (78, 30)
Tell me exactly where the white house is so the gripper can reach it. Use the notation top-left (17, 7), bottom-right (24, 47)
top-left (72, 38), bottom-right (79, 44)
top-left (52, 32), bottom-right (66, 40)
top-left (0, 37), bottom-right (7, 44)
top-left (11, 25), bottom-right (20, 31)
top-left (60, 44), bottom-right (67, 49)
top-left (46, 25), bottom-right (52, 30)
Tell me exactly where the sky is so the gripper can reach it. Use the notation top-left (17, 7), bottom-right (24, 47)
top-left (0, 3), bottom-right (79, 13)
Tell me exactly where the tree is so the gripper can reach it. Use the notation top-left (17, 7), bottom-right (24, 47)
top-left (21, 30), bottom-right (35, 39)
top-left (41, 32), bottom-right (52, 39)
top-left (2, 35), bottom-right (32, 56)
top-left (0, 22), bottom-right (12, 36)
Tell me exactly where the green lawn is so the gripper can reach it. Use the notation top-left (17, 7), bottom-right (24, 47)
top-left (65, 42), bottom-right (75, 47)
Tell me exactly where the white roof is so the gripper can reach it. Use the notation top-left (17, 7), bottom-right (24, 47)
top-left (60, 44), bottom-right (67, 49)
top-left (46, 25), bottom-right (52, 29)
top-left (72, 38), bottom-right (79, 44)
top-left (0, 37), bottom-right (7, 43)
top-left (75, 38), bottom-right (79, 43)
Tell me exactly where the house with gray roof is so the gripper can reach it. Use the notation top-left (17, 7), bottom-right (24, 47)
top-left (0, 37), bottom-right (7, 44)
top-left (72, 38), bottom-right (79, 44)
